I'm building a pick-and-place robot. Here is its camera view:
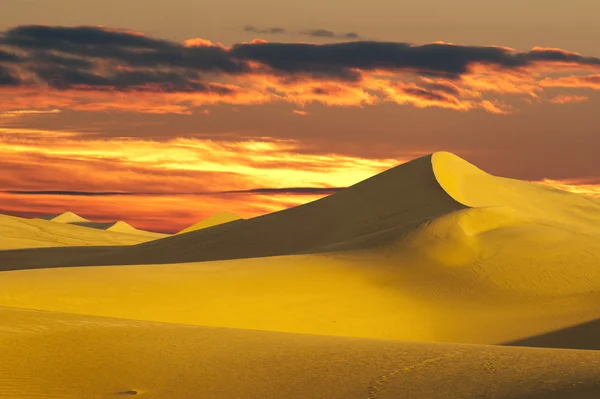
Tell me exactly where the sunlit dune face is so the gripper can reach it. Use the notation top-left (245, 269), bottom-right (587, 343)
top-left (0, 127), bottom-right (400, 232)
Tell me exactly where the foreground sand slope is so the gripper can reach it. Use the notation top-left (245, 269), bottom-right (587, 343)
top-left (1, 306), bottom-right (599, 399)
top-left (0, 214), bottom-right (161, 250)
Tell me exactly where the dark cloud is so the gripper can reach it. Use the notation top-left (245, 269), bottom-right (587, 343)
top-left (1, 25), bottom-right (600, 90)
top-left (30, 65), bottom-right (225, 92)
top-left (403, 87), bottom-right (452, 102)
top-left (244, 25), bottom-right (287, 34)
top-left (2, 25), bottom-right (248, 74)
top-left (29, 51), bottom-right (94, 69)
top-left (0, 65), bottom-right (21, 85)
top-left (301, 29), bottom-right (363, 40)
top-left (3, 187), bottom-right (344, 196)
top-left (0, 49), bottom-right (22, 63)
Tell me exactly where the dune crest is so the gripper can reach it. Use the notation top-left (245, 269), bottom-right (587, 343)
top-left (40, 211), bottom-right (90, 224)
top-left (178, 212), bottom-right (242, 234)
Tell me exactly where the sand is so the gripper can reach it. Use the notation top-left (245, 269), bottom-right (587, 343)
top-left (71, 220), bottom-right (168, 239)
top-left (1, 306), bottom-right (600, 399)
top-left (39, 211), bottom-right (90, 224)
top-left (1, 151), bottom-right (600, 398)
top-left (0, 213), bottom-right (163, 250)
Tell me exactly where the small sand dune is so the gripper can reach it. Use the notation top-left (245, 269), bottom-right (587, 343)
top-left (177, 212), bottom-right (242, 234)
top-left (39, 211), bottom-right (90, 224)
top-left (0, 214), bottom-right (161, 250)
top-left (72, 220), bottom-right (168, 239)
top-left (1, 307), bottom-right (599, 399)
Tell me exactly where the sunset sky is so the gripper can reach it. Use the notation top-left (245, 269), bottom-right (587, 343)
top-left (1, 0), bottom-right (599, 233)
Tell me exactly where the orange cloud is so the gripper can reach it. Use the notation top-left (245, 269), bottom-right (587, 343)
top-left (0, 127), bottom-right (401, 232)
top-left (537, 178), bottom-right (600, 199)
top-left (540, 74), bottom-right (600, 90)
top-left (548, 95), bottom-right (588, 104)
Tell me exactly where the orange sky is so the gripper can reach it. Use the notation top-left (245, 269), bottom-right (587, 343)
top-left (0, 14), bottom-right (598, 232)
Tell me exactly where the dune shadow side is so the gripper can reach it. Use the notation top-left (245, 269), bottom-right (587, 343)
top-left (0, 246), bottom-right (125, 271)
top-left (503, 318), bottom-right (600, 350)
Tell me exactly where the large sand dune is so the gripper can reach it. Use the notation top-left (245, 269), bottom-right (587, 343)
top-left (1, 306), bottom-right (600, 399)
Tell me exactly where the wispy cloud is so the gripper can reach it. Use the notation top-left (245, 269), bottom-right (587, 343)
top-left (0, 126), bottom-right (397, 231)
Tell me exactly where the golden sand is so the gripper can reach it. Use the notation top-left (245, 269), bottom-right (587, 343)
top-left (72, 220), bottom-right (168, 239)
top-left (1, 307), bottom-right (600, 399)
top-left (0, 213), bottom-right (162, 250)
top-left (1, 152), bottom-right (600, 398)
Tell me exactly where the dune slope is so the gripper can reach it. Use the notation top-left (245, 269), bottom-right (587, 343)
top-left (1, 306), bottom-right (600, 399)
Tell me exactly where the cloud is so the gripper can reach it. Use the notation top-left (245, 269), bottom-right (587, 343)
top-left (1, 25), bottom-right (599, 114)
top-left (244, 25), bottom-right (287, 35)
top-left (300, 29), bottom-right (362, 40)
top-left (0, 126), bottom-right (398, 231)
top-left (538, 178), bottom-right (600, 199)
top-left (2, 187), bottom-right (344, 197)
top-left (548, 94), bottom-right (588, 104)
top-left (540, 74), bottom-right (600, 90)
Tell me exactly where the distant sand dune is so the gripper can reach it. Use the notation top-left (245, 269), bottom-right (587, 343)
top-left (72, 220), bottom-right (168, 239)
top-left (1, 306), bottom-right (600, 399)
top-left (0, 214), bottom-right (161, 250)
top-left (39, 211), bottom-right (90, 224)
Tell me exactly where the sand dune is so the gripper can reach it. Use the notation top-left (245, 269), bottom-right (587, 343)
top-left (1, 153), bottom-right (599, 346)
top-left (71, 220), bottom-right (168, 239)
top-left (177, 211), bottom-right (242, 234)
top-left (1, 306), bottom-right (600, 399)
top-left (39, 211), bottom-right (90, 224)
top-left (0, 213), bottom-right (162, 250)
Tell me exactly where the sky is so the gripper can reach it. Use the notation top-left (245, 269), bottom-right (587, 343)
top-left (0, 0), bottom-right (599, 233)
